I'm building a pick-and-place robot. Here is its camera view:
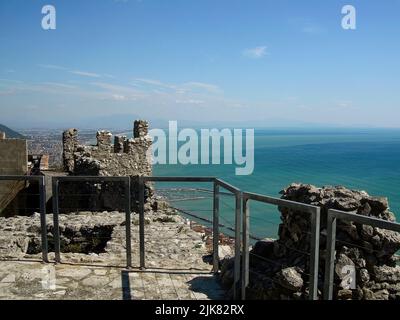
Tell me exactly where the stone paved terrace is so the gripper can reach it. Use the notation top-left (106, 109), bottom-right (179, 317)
top-left (0, 209), bottom-right (230, 300)
top-left (0, 260), bottom-right (225, 300)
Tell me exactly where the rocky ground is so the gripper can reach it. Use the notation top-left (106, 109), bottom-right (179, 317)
top-left (0, 205), bottom-right (231, 300)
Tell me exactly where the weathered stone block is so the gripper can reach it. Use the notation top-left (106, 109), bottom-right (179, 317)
top-left (113, 136), bottom-right (125, 153)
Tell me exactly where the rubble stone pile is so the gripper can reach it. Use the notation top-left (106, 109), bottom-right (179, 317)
top-left (221, 183), bottom-right (400, 300)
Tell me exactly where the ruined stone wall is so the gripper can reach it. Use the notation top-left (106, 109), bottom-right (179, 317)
top-left (0, 137), bottom-right (28, 175)
top-left (0, 136), bottom-right (28, 216)
top-left (276, 184), bottom-right (400, 300)
top-left (220, 184), bottom-right (400, 300)
top-left (63, 120), bottom-right (152, 177)
top-left (60, 120), bottom-right (152, 213)
top-left (62, 129), bottom-right (78, 173)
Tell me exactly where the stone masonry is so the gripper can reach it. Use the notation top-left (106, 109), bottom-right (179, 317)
top-left (63, 120), bottom-right (152, 177)
top-left (220, 184), bottom-right (400, 300)
top-left (62, 129), bottom-right (78, 174)
top-left (60, 120), bottom-right (153, 213)
top-left (0, 133), bottom-right (28, 216)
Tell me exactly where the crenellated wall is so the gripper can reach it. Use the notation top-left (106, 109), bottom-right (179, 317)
top-left (60, 120), bottom-right (153, 213)
top-left (63, 120), bottom-right (152, 177)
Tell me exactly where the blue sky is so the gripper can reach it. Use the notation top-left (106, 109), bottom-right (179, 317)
top-left (0, 0), bottom-right (400, 128)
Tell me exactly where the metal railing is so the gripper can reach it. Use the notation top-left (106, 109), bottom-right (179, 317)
top-left (214, 179), bottom-right (242, 300)
top-left (138, 176), bottom-right (215, 271)
top-left (0, 175), bottom-right (48, 262)
top-left (2, 174), bottom-right (400, 301)
top-left (138, 177), bottom-right (242, 299)
top-left (323, 208), bottom-right (400, 300)
top-left (138, 176), bottom-right (215, 268)
top-left (52, 176), bottom-right (132, 267)
top-left (241, 191), bottom-right (321, 300)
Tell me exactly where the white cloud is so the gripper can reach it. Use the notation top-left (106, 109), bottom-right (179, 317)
top-left (183, 82), bottom-right (221, 94)
top-left (38, 64), bottom-right (106, 78)
top-left (302, 25), bottom-right (325, 34)
top-left (92, 82), bottom-right (140, 93)
top-left (112, 94), bottom-right (127, 101)
top-left (283, 96), bottom-right (299, 102)
top-left (0, 78), bottom-right (23, 84)
top-left (24, 105), bottom-right (39, 110)
top-left (337, 101), bottom-right (352, 108)
top-left (132, 78), bottom-right (222, 94)
top-left (4, 71), bottom-right (245, 122)
top-left (91, 82), bottom-right (145, 101)
top-left (38, 64), bottom-right (67, 70)
top-left (242, 46), bottom-right (268, 59)
top-left (0, 89), bottom-right (15, 96)
top-left (70, 70), bottom-right (101, 78)
top-left (133, 78), bottom-right (176, 90)
top-left (41, 82), bottom-right (77, 89)
top-left (175, 99), bottom-right (204, 105)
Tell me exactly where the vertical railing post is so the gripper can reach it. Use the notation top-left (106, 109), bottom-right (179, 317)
top-left (52, 178), bottom-right (61, 263)
top-left (139, 176), bottom-right (145, 270)
top-left (323, 210), bottom-right (337, 300)
top-left (309, 207), bottom-right (321, 300)
top-left (125, 177), bottom-right (132, 269)
top-left (233, 191), bottom-right (242, 300)
top-left (241, 196), bottom-right (249, 300)
top-left (212, 180), bottom-right (220, 273)
top-left (39, 176), bottom-right (48, 263)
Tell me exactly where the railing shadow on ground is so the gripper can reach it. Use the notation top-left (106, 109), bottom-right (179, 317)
top-left (121, 269), bottom-right (226, 300)
top-left (121, 270), bottom-right (132, 300)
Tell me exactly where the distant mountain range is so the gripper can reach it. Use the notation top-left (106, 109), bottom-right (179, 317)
top-left (0, 124), bottom-right (25, 139)
top-left (3, 114), bottom-right (399, 131)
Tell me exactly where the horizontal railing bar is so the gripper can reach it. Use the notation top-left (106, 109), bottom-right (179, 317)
top-left (143, 176), bottom-right (215, 182)
top-left (174, 207), bottom-right (261, 242)
top-left (329, 209), bottom-right (400, 232)
top-left (54, 176), bottom-right (130, 182)
top-left (215, 179), bottom-right (241, 194)
top-left (156, 187), bottom-right (213, 192)
top-left (243, 191), bottom-right (318, 214)
top-left (0, 175), bottom-right (43, 181)
top-left (156, 187), bottom-right (234, 197)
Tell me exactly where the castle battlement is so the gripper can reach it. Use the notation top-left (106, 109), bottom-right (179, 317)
top-left (63, 120), bottom-right (152, 176)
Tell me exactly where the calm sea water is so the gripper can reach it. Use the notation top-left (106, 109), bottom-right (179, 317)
top-left (153, 128), bottom-right (400, 238)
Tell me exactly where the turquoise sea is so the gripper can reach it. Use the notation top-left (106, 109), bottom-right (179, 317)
top-left (153, 128), bottom-right (400, 239)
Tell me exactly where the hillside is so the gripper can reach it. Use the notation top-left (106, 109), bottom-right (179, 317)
top-left (0, 124), bottom-right (25, 139)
